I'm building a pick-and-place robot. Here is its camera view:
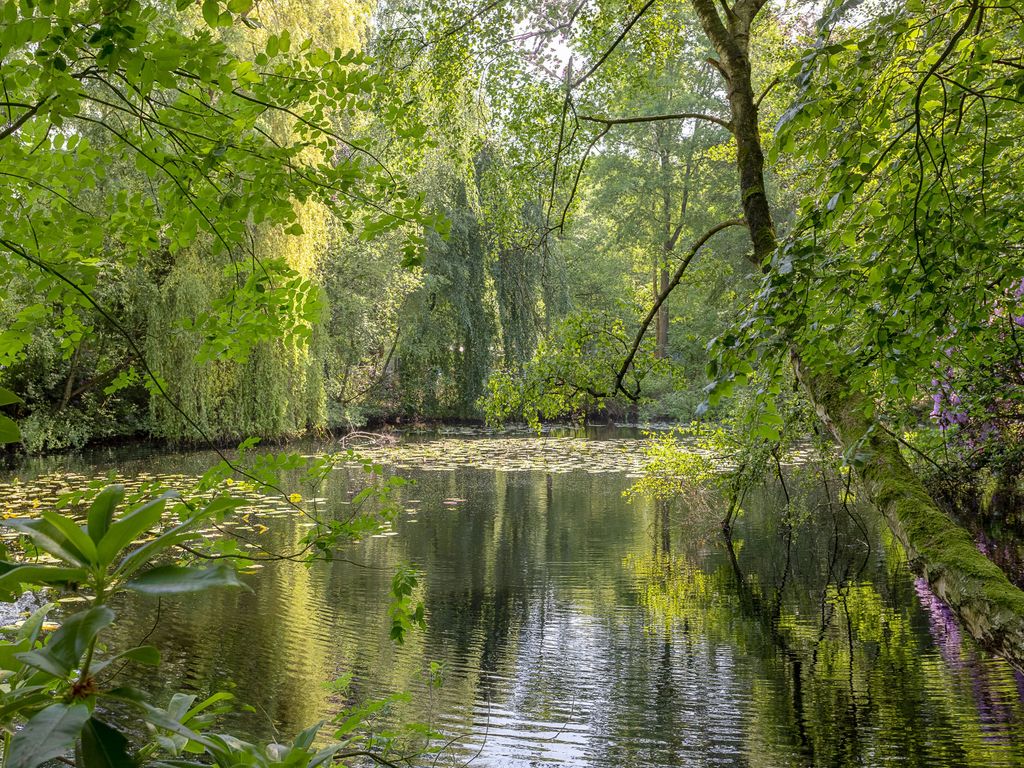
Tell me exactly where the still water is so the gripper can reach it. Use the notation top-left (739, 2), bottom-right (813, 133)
top-left (4, 431), bottom-right (1024, 766)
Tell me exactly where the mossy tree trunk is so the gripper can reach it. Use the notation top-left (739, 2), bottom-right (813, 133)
top-left (689, 0), bottom-right (1024, 669)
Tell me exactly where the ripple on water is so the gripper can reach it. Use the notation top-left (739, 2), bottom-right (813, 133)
top-left (2, 439), bottom-right (1023, 767)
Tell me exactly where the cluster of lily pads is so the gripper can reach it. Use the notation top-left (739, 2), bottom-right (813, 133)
top-left (356, 437), bottom-right (659, 475)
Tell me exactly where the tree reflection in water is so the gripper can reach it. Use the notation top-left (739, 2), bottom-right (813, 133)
top-left (629, 475), bottom-right (1024, 767)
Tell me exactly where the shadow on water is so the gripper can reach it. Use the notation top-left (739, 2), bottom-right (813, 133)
top-left (2, 434), bottom-right (1023, 766)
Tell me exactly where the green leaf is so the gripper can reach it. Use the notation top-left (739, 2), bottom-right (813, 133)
top-left (201, 0), bottom-right (219, 27)
top-left (0, 565), bottom-right (87, 597)
top-left (124, 563), bottom-right (247, 595)
top-left (8, 703), bottom-right (90, 768)
top-left (96, 491), bottom-right (177, 566)
top-left (140, 704), bottom-right (217, 750)
top-left (114, 496), bottom-right (244, 580)
top-left (200, 495), bottom-right (247, 519)
top-left (16, 601), bottom-right (57, 645)
top-left (87, 485), bottom-right (125, 544)
top-left (114, 530), bottom-right (199, 581)
top-left (294, 721), bottom-right (323, 750)
top-left (81, 718), bottom-right (135, 768)
top-left (0, 638), bottom-right (31, 673)
top-left (16, 606), bottom-right (115, 677)
top-left (0, 690), bottom-right (54, 723)
top-left (0, 387), bottom-right (23, 406)
top-left (4, 518), bottom-right (91, 566)
top-left (309, 745), bottom-right (343, 768)
top-left (42, 510), bottom-right (97, 565)
top-left (166, 693), bottom-right (197, 721)
top-left (91, 644), bottom-right (160, 673)
top-left (100, 686), bottom-right (150, 705)
top-left (182, 691), bottom-right (234, 722)
top-left (0, 414), bottom-right (20, 444)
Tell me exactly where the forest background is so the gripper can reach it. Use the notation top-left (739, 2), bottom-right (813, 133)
top-left (0, 0), bottom-right (776, 454)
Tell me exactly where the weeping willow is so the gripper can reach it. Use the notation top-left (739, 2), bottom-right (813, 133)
top-left (491, 200), bottom-right (566, 373)
top-left (394, 183), bottom-right (495, 419)
top-left (146, 0), bottom-right (367, 441)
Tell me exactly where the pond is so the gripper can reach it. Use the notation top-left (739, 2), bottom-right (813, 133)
top-left (2, 430), bottom-right (1023, 767)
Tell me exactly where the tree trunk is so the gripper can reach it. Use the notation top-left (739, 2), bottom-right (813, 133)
top-left (59, 343), bottom-right (82, 410)
top-left (652, 124), bottom-right (697, 360)
top-left (656, 266), bottom-right (669, 358)
top-left (689, 0), bottom-right (1024, 669)
top-left (655, 126), bottom-right (673, 359)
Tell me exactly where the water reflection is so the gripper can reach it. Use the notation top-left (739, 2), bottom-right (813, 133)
top-left (3, 437), bottom-right (1023, 766)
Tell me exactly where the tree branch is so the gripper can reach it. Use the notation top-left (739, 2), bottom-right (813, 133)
top-left (572, 0), bottom-right (657, 89)
top-left (579, 111), bottom-right (733, 132)
top-left (690, 0), bottom-right (743, 66)
top-left (551, 121), bottom-right (610, 235)
top-left (614, 218), bottom-right (744, 398)
top-left (0, 97), bottom-right (49, 141)
top-left (755, 74), bottom-right (780, 107)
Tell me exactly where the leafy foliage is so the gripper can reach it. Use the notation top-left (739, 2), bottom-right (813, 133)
top-left (0, 0), bottom-right (444, 447)
top-left (707, 0), bottom-right (1024, 472)
top-left (0, 470), bottom-right (430, 767)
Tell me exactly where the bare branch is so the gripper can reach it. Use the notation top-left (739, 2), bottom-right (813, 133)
top-left (755, 74), bottom-right (780, 108)
top-left (546, 59), bottom-right (575, 229)
top-left (614, 218), bottom-right (745, 398)
top-left (579, 111), bottom-right (733, 132)
top-left (572, 0), bottom-right (657, 89)
top-left (551, 121), bottom-right (610, 235)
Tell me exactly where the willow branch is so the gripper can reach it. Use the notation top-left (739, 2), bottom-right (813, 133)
top-left (340, 327), bottom-right (402, 404)
top-left (0, 237), bottom-right (323, 542)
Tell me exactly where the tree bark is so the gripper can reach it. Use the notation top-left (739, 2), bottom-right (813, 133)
top-left (689, 0), bottom-right (1024, 669)
top-left (656, 266), bottom-right (669, 358)
top-left (655, 125), bottom-right (672, 359)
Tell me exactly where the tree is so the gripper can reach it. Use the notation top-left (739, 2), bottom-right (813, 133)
top-left (415, 0), bottom-right (1024, 667)
top-left (687, 0), bottom-right (1024, 667)
top-left (0, 0), bottom-right (453, 751)
top-left (0, 0), bottom-right (438, 446)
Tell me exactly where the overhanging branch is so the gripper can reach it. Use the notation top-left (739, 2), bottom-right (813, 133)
top-left (614, 217), bottom-right (744, 398)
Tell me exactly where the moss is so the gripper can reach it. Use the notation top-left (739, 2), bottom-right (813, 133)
top-left (875, 465), bottom-right (1024, 612)
top-left (802, 366), bottom-right (1024, 667)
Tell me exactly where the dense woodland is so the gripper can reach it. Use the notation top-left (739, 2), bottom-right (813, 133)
top-left (1, 0), bottom-right (1024, 764)
top-left (0, 0), bottom-right (764, 449)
